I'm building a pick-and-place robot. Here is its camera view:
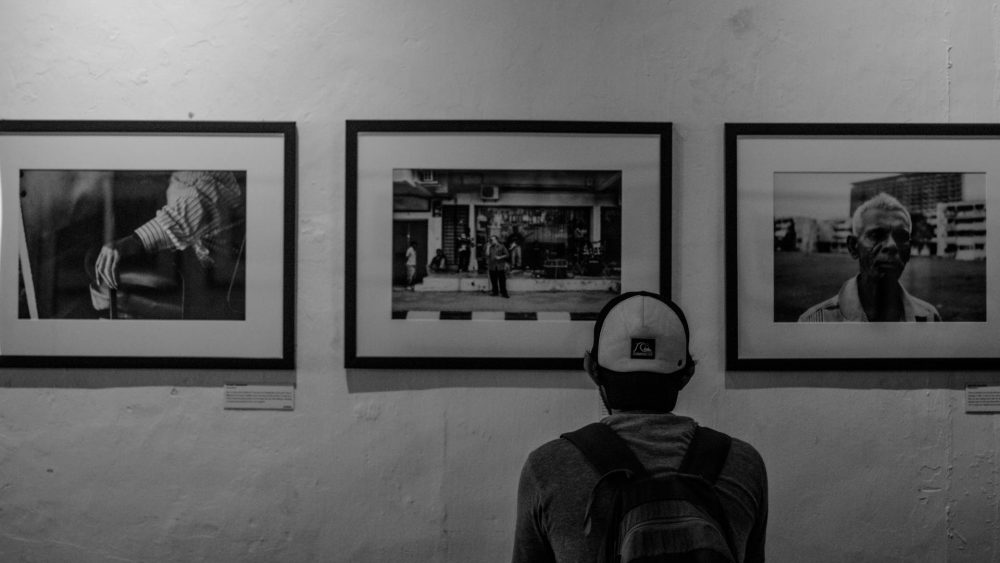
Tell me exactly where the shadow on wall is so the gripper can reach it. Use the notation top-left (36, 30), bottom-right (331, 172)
top-left (3, 367), bottom-right (980, 393)
top-left (346, 368), bottom-right (594, 393)
top-left (0, 369), bottom-right (294, 389)
top-left (344, 367), bottom-right (982, 394)
top-left (1, 364), bottom-right (978, 393)
top-left (727, 370), bottom-right (989, 391)
top-left (0, 366), bottom-right (588, 391)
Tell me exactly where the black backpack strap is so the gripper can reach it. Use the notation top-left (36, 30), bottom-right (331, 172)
top-left (679, 425), bottom-right (732, 483)
top-left (561, 422), bottom-right (647, 540)
top-left (677, 425), bottom-right (739, 561)
top-left (561, 422), bottom-right (647, 479)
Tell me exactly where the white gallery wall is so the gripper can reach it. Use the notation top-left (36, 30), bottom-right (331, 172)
top-left (1, 1), bottom-right (999, 561)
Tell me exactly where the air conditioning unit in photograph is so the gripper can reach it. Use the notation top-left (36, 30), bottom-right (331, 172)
top-left (480, 185), bottom-right (500, 201)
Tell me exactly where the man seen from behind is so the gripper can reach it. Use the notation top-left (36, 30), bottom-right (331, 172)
top-left (512, 291), bottom-right (768, 562)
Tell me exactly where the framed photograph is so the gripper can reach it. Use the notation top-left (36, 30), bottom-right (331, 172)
top-left (346, 120), bottom-right (671, 369)
top-left (726, 123), bottom-right (998, 370)
top-left (0, 120), bottom-right (296, 369)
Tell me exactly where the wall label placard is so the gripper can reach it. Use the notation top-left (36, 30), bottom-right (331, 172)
top-left (224, 384), bottom-right (295, 411)
top-left (966, 385), bottom-right (1000, 413)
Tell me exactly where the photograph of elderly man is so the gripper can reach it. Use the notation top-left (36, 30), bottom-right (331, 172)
top-left (798, 192), bottom-right (939, 322)
top-left (772, 172), bottom-right (986, 323)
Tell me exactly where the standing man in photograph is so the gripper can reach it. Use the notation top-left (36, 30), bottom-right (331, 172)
top-left (457, 227), bottom-right (472, 272)
top-left (486, 234), bottom-right (510, 298)
top-left (798, 192), bottom-right (941, 322)
top-left (405, 240), bottom-right (419, 291)
top-left (507, 225), bottom-right (524, 270)
top-left (512, 292), bottom-right (768, 562)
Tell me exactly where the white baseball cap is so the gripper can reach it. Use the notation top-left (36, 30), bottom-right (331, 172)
top-left (591, 291), bottom-right (692, 378)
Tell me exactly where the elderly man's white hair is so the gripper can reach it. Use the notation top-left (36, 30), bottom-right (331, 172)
top-left (851, 192), bottom-right (912, 237)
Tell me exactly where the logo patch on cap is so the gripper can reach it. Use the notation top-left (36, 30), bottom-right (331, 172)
top-left (631, 338), bottom-right (656, 360)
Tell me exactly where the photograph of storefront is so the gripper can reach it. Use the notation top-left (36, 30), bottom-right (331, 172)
top-left (391, 169), bottom-right (622, 318)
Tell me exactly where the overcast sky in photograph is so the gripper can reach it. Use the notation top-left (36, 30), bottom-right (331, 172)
top-left (773, 172), bottom-right (986, 220)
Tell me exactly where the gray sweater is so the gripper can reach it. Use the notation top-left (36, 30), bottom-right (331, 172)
top-left (512, 413), bottom-right (768, 562)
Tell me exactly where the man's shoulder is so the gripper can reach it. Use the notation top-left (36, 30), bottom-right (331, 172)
top-left (527, 435), bottom-right (579, 459)
top-left (525, 420), bottom-right (766, 472)
top-left (726, 434), bottom-right (767, 473)
top-left (527, 431), bottom-right (596, 466)
top-left (522, 434), bottom-right (598, 489)
top-left (692, 425), bottom-right (765, 468)
top-left (701, 430), bottom-right (768, 505)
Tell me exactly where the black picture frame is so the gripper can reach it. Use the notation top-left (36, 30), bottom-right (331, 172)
top-left (0, 120), bottom-right (297, 369)
top-left (346, 120), bottom-right (672, 369)
top-left (726, 123), bottom-right (997, 370)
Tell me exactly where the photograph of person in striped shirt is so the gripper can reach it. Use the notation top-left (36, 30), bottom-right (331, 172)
top-left (91, 170), bottom-right (246, 320)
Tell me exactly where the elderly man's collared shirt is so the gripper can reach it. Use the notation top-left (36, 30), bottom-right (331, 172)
top-left (798, 276), bottom-right (941, 322)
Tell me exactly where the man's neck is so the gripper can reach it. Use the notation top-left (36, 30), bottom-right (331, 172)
top-left (607, 408), bottom-right (676, 416)
top-left (856, 273), bottom-right (905, 321)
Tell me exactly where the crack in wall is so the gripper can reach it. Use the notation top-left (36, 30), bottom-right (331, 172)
top-left (440, 408), bottom-right (449, 563)
top-left (945, 41), bottom-right (953, 121)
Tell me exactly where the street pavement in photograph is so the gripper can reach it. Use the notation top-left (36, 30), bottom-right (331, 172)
top-left (392, 289), bottom-right (618, 316)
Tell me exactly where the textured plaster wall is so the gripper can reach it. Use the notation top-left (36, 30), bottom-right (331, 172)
top-left (1, 1), bottom-right (1000, 561)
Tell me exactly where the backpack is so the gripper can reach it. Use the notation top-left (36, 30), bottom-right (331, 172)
top-left (561, 422), bottom-right (738, 563)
